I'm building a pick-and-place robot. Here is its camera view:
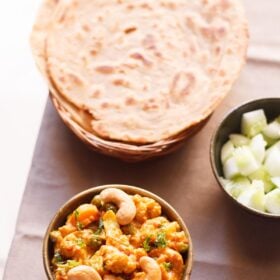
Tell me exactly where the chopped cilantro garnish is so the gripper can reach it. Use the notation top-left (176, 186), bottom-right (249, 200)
top-left (57, 260), bottom-right (80, 269)
top-left (163, 262), bottom-right (172, 271)
top-left (98, 218), bottom-right (104, 229)
top-left (155, 232), bottom-right (167, 248)
top-left (95, 228), bottom-right (102, 235)
top-left (76, 238), bottom-right (86, 248)
top-left (95, 218), bottom-right (104, 235)
top-left (73, 210), bottom-right (84, 230)
top-left (143, 232), bottom-right (166, 251)
top-left (53, 251), bottom-right (63, 263)
top-left (143, 236), bottom-right (151, 252)
top-left (74, 210), bottom-right (79, 220)
top-left (77, 221), bottom-right (84, 231)
top-left (66, 260), bottom-right (80, 268)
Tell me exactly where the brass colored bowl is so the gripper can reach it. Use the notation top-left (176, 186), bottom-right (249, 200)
top-left (210, 98), bottom-right (280, 218)
top-left (43, 184), bottom-right (193, 279)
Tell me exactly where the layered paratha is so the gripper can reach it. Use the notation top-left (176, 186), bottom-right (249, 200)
top-left (32, 0), bottom-right (249, 144)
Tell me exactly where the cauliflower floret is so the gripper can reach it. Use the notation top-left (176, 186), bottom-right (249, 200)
top-left (166, 231), bottom-right (189, 253)
top-left (59, 230), bottom-right (95, 259)
top-left (149, 248), bottom-right (184, 280)
top-left (140, 217), bottom-right (169, 242)
top-left (133, 248), bottom-right (147, 264)
top-left (161, 222), bottom-right (189, 253)
top-left (103, 210), bottom-right (133, 254)
top-left (88, 255), bottom-right (104, 275)
top-left (133, 195), bottom-right (161, 223)
top-left (94, 245), bottom-right (137, 274)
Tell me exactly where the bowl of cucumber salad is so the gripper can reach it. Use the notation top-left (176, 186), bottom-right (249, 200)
top-left (211, 98), bottom-right (280, 218)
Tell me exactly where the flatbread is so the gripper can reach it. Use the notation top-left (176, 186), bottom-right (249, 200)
top-left (34, 0), bottom-right (249, 144)
top-left (30, 0), bottom-right (94, 131)
top-left (30, 0), bottom-right (58, 76)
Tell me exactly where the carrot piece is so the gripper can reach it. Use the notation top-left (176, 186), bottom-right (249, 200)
top-left (67, 204), bottom-right (100, 229)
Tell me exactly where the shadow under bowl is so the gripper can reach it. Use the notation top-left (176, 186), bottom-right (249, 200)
top-left (43, 184), bottom-right (193, 279)
top-left (210, 97), bottom-right (280, 219)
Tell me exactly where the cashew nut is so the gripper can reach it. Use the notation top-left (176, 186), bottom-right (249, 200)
top-left (100, 188), bottom-right (136, 225)
top-left (67, 265), bottom-right (102, 280)
top-left (139, 256), bottom-right (162, 280)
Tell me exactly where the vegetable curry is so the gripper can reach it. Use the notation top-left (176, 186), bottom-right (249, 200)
top-left (50, 189), bottom-right (189, 280)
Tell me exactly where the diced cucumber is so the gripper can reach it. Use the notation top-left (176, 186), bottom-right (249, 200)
top-left (262, 119), bottom-right (280, 140)
top-left (223, 157), bottom-right (240, 179)
top-left (225, 177), bottom-right (251, 198)
top-left (241, 109), bottom-right (267, 138)
top-left (262, 134), bottom-right (277, 148)
top-left (250, 180), bottom-right (265, 211)
top-left (265, 140), bottom-right (280, 160)
top-left (229, 134), bottom-right (250, 147)
top-left (221, 140), bottom-right (235, 164)
top-left (237, 180), bottom-right (265, 211)
top-left (233, 147), bottom-right (260, 176)
top-left (271, 177), bottom-right (280, 188)
top-left (264, 147), bottom-right (280, 177)
top-left (235, 176), bottom-right (251, 186)
top-left (220, 110), bottom-right (280, 214)
top-left (249, 134), bottom-right (267, 163)
top-left (249, 166), bottom-right (275, 193)
top-left (265, 189), bottom-right (280, 214)
top-left (237, 188), bottom-right (255, 206)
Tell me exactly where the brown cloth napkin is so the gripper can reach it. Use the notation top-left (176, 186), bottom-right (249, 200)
top-left (4, 0), bottom-right (280, 279)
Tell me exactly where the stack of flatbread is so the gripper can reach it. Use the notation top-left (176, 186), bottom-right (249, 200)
top-left (31, 0), bottom-right (249, 160)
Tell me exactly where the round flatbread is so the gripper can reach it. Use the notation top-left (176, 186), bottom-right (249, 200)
top-left (45, 0), bottom-right (248, 143)
top-left (30, 0), bottom-right (95, 131)
top-left (30, 0), bottom-right (59, 76)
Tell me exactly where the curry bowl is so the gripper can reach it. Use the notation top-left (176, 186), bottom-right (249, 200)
top-left (43, 184), bottom-right (193, 279)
